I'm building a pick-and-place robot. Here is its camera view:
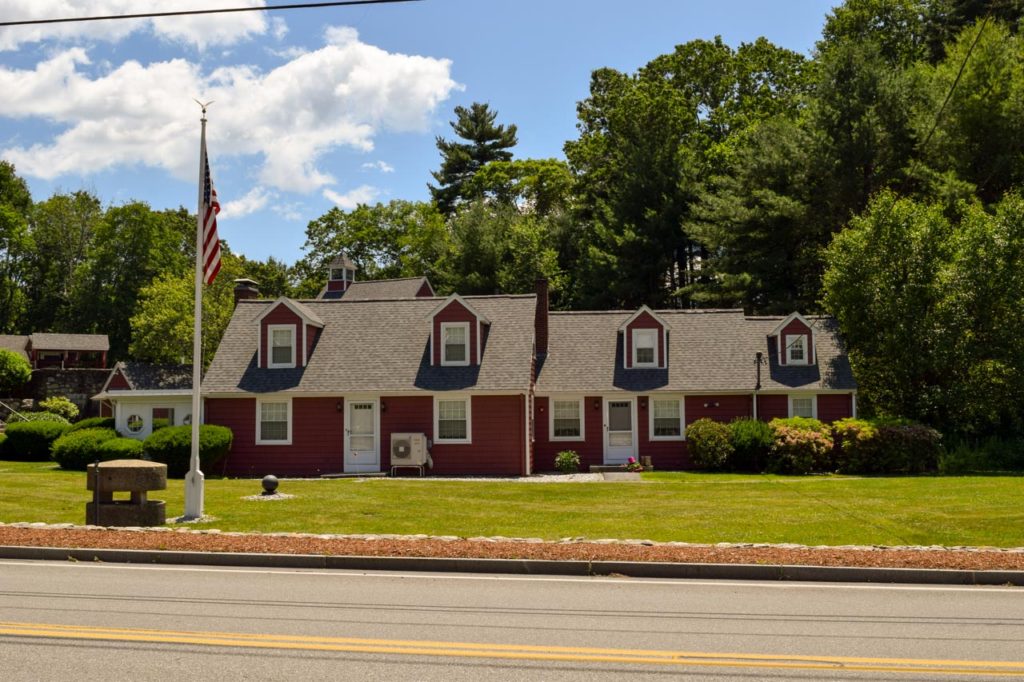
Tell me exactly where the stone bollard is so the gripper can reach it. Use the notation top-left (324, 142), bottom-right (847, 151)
top-left (86, 459), bottom-right (167, 526)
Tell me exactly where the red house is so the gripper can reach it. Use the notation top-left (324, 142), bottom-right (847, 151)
top-left (194, 263), bottom-right (856, 477)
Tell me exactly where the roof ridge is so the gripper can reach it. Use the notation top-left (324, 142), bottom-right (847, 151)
top-left (349, 276), bottom-right (428, 283)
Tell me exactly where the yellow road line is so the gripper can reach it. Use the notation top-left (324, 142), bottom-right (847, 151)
top-left (2, 621), bottom-right (1023, 676)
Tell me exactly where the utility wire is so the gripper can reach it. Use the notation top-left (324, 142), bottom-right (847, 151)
top-left (0, 0), bottom-right (420, 27)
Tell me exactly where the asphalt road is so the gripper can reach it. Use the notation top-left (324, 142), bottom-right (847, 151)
top-left (1, 559), bottom-right (1023, 680)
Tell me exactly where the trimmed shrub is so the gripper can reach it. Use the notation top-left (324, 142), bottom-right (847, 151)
top-left (728, 418), bottom-right (773, 471)
top-left (832, 418), bottom-right (880, 473)
top-left (51, 428), bottom-right (119, 470)
top-left (151, 418), bottom-right (170, 432)
top-left (767, 417), bottom-right (833, 475)
top-left (13, 411), bottom-right (70, 424)
top-left (38, 396), bottom-right (80, 421)
top-left (876, 424), bottom-right (942, 474)
top-left (0, 432), bottom-right (6, 456)
top-left (66, 416), bottom-right (116, 434)
top-left (554, 449), bottom-right (580, 473)
top-left (3, 420), bottom-right (70, 461)
top-left (144, 425), bottom-right (233, 477)
top-left (687, 418), bottom-right (733, 471)
top-left (0, 347), bottom-right (31, 393)
top-left (97, 437), bottom-right (145, 460)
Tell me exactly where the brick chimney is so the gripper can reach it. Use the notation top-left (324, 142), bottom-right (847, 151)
top-left (535, 278), bottom-right (549, 357)
top-left (326, 253), bottom-right (357, 295)
top-left (233, 278), bottom-right (259, 308)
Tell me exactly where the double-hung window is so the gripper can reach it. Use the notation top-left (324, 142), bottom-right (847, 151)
top-left (268, 325), bottom-right (296, 368)
top-left (551, 398), bottom-right (583, 440)
top-left (441, 322), bottom-right (470, 366)
top-left (650, 398), bottom-right (684, 439)
top-left (436, 397), bottom-right (471, 443)
top-left (786, 334), bottom-right (808, 365)
top-left (789, 395), bottom-right (816, 419)
top-left (633, 329), bottom-right (657, 367)
top-left (257, 399), bottom-right (291, 444)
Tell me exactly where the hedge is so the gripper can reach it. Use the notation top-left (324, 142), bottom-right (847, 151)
top-left (766, 417), bottom-right (833, 475)
top-left (38, 396), bottom-right (80, 421)
top-left (11, 411), bottom-right (70, 425)
top-left (98, 437), bottom-right (145, 460)
top-left (728, 418), bottom-right (773, 471)
top-left (66, 416), bottom-right (116, 434)
top-left (686, 418), bottom-right (733, 471)
top-left (833, 418), bottom-right (942, 474)
top-left (51, 428), bottom-right (121, 470)
top-left (3, 420), bottom-right (70, 461)
top-left (0, 432), bottom-right (6, 455)
top-left (143, 425), bottom-right (233, 477)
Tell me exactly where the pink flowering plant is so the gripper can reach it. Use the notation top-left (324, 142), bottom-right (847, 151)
top-left (767, 417), bottom-right (833, 474)
top-left (624, 456), bottom-right (644, 472)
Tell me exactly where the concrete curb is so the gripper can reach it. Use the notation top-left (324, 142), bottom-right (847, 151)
top-left (1, 545), bottom-right (1021, 585)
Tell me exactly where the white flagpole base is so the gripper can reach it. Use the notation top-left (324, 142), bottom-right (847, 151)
top-left (183, 469), bottom-right (205, 520)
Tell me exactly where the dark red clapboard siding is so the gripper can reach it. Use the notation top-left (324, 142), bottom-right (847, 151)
top-left (428, 395), bottom-right (523, 475)
top-left (207, 397), bottom-right (344, 477)
top-left (107, 371), bottom-right (130, 390)
top-left (259, 305), bottom-right (302, 368)
top-left (416, 280), bottom-right (434, 297)
top-left (432, 299), bottom-right (478, 366)
top-left (533, 396), bottom-right (606, 472)
top-left (379, 395), bottom-right (434, 472)
top-left (685, 395), bottom-right (753, 425)
top-left (636, 396), bottom-right (687, 469)
top-left (818, 394), bottom-right (853, 423)
top-left (757, 394), bottom-right (789, 421)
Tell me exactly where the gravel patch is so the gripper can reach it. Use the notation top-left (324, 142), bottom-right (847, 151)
top-left (1, 522), bottom-right (1023, 571)
top-left (241, 493), bottom-right (297, 501)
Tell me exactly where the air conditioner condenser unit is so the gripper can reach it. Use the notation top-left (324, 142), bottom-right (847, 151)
top-left (390, 432), bottom-right (432, 468)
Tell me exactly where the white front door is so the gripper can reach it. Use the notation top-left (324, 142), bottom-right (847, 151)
top-left (604, 398), bottom-right (636, 464)
top-left (345, 399), bottom-right (379, 473)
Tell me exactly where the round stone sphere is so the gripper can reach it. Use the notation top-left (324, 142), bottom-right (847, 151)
top-left (261, 475), bottom-right (279, 495)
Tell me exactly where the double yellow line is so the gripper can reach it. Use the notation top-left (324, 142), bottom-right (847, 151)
top-left (2, 621), bottom-right (1023, 676)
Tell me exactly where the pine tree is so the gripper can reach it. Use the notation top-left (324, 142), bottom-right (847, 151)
top-left (429, 102), bottom-right (518, 216)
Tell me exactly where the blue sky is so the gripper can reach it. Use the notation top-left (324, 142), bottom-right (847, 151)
top-left (0, 0), bottom-right (838, 265)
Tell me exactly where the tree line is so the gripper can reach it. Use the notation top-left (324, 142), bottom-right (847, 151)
top-left (0, 0), bottom-right (1021, 436)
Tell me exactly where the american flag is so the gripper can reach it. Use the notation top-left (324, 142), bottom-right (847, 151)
top-left (201, 141), bottom-right (221, 285)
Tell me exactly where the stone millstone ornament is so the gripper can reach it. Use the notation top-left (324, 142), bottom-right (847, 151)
top-left (261, 474), bottom-right (279, 495)
top-left (86, 459), bottom-right (167, 526)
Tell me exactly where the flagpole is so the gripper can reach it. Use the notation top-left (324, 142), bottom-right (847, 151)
top-left (184, 104), bottom-right (210, 520)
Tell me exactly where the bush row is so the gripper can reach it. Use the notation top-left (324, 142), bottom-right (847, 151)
top-left (687, 417), bottom-right (942, 475)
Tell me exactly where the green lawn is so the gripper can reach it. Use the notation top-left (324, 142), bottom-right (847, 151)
top-left (1, 460), bottom-right (1022, 547)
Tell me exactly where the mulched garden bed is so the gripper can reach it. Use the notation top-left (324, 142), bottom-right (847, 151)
top-left (2, 525), bottom-right (1024, 571)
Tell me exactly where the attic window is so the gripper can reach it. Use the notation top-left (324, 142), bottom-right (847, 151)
top-left (632, 329), bottom-right (657, 367)
top-left (786, 334), bottom-right (808, 365)
top-left (441, 322), bottom-right (469, 366)
top-left (330, 268), bottom-right (353, 282)
top-left (268, 325), bottom-right (296, 368)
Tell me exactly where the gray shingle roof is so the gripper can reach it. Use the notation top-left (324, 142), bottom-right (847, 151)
top-left (111, 362), bottom-right (193, 391)
top-left (29, 333), bottom-right (109, 352)
top-left (534, 310), bottom-right (855, 393)
top-left (0, 335), bottom-right (29, 359)
top-left (204, 295), bottom-right (536, 394)
top-left (318, 277), bottom-right (433, 301)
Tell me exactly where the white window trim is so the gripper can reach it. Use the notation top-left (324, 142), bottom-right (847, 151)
top-left (788, 394), bottom-right (817, 419)
top-left (434, 394), bottom-right (472, 444)
top-left (440, 322), bottom-right (471, 367)
top-left (549, 396), bottom-right (585, 442)
top-left (648, 395), bottom-right (685, 441)
top-left (632, 328), bottom-right (658, 368)
top-left (267, 324), bottom-right (297, 369)
top-left (785, 334), bottom-right (810, 366)
top-left (256, 397), bottom-right (293, 445)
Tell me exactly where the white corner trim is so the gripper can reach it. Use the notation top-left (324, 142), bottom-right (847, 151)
top-left (648, 395), bottom-right (685, 441)
top-left (548, 395), bottom-right (585, 442)
top-left (256, 396), bottom-right (293, 445)
top-left (434, 394), bottom-right (472, 444)
top-left (440, 322), bottom-right (471, 367)
top-left (267, 324), bottom-right (297, 369)
top-left (617, 305), bottom-right (671, 331)
top-left (787, 394), bottom-right (818, 419)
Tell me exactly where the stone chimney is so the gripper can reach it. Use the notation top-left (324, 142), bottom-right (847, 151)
top-left (233, 278), bottom-right (259, 308)
top-left (534, 278), bottom-right (549, 357)
top-left (326, 253), bottom-right (357, 295)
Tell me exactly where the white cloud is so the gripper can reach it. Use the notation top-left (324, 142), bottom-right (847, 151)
top-left (362, 160), bottom-right (395, 173)
top-left (0, 0), bottom-right (270, 51)
top-left (323, 185), bottom-right (378, 209)
top-left (272, 202), bottom-right (304, 221)
top-left (0, 27), bottom-right (459, 193)
top-left (220, 186), bottom-right (271, 220)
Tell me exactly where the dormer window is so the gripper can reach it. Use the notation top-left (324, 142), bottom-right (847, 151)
top-left (786, 334), bottom-right (808, 365)
top-left (330, 267), bottom-right (354, 282)
top-left (441, 322), bottom-right (469, 366)
top-left (633, 329), bottom-right (657, 367)
top-left (268, 325), bottom-right (296, 368)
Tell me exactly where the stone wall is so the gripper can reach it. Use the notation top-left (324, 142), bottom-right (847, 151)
top-left (13, 368), bottom-right (110, 418)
